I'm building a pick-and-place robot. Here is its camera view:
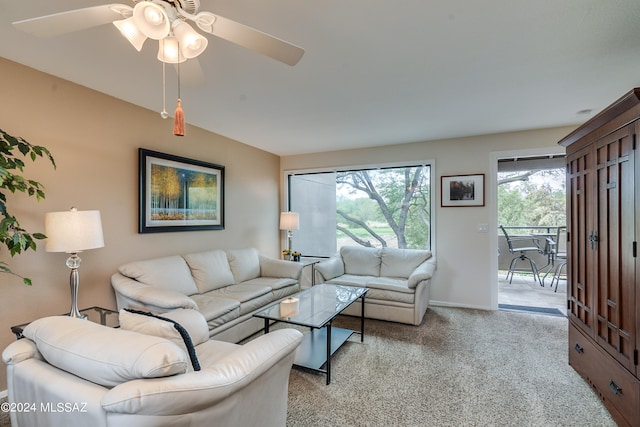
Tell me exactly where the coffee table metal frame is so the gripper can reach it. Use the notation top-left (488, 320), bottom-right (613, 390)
top-left (253, 283), bottom-right (367, 385)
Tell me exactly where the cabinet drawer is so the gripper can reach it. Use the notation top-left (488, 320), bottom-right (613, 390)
top-left (569, 323), bottom-right (639, 426)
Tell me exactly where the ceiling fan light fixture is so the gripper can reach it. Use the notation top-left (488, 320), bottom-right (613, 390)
top-left (172, 20), bottom-right (208, 59)
top-left (113, 17), bottom-right (147, 51)
top-left (133, 1), bottom-right (171, 40)
top-left (158, 36), bottom-right (186, 63)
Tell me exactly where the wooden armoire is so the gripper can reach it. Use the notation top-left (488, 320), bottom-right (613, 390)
top-left (559, 88), bottom-right (640, 427)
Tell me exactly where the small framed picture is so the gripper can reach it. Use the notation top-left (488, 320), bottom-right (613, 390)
top-left (441, 174), bottom-right (485, 207)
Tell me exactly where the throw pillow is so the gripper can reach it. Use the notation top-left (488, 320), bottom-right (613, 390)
top-left (120, 309), bottom-right (201, 371)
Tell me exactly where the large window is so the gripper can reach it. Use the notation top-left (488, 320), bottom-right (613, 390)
top-left (287, 164), bottom-right (432, 257)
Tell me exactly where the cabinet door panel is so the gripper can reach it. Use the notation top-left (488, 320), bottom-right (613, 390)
top-left (567, 144), bottom-right (595, 335)
top-left (594, 124), bottom-right (636, 372)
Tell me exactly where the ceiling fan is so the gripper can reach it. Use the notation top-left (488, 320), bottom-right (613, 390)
top-left (14, 0), bottom-right (305, 136)
top-left (13, 0), bottom-right (305, 66)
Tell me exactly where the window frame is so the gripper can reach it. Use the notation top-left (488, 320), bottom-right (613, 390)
top-left (283, 159), bottom-right (436, 257)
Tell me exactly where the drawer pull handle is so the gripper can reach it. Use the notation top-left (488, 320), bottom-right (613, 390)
top-left (574, 343), bottom-right (584, 353)
top-left (608, 380), bottom-right (622, 395)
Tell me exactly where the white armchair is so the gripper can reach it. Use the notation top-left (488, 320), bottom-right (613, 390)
top-left (3, 309), bottom-right (302, 427)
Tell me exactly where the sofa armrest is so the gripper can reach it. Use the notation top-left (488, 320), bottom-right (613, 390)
top-left (101, 328), bottom-right (303, 415)
top-left (2, 339), bottom-right (42, 365)
top-left (259, 255), bottom-right (304, 280)
top-left (407, 257), bottom-right (437, 288)
top-left (315, 255), bottom-right (344, 282)
top-left (111, 273), bottom-right (198, 311)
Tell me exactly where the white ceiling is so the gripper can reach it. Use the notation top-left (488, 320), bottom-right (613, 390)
top-left (2, 0), bottom-right (640, 156)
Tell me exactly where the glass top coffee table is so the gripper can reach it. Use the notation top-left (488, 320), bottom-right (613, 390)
top-left (253, 283), bottom-right (368, 384)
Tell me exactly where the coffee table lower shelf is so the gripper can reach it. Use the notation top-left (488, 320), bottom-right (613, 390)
top-left (252, 284), bottom-right (368, 385)
top-left (293, 326), bottom-right (355, 372)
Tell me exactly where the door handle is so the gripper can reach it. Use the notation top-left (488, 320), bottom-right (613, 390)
top-left (608, 379), bottom-right (622, 395)
top-left (589, 231), bottom-right (598, 250)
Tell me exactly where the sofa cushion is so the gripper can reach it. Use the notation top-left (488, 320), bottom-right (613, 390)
top-left (226, 248), bottom-right (261, 283)
top-left (211, 283), bottom-right (273, 316)
top-left (368, 277), bottom-right (414, 293)
top-left (118, 256), bottom-right (199, 296)
top-left (380, 248), bottom-right (432, 278)
top-left (242, 276), bottom-right (298, 291)
top-left (119, 309), bottom-right (207, 371)
top-left (340, 246), bottom-right (382, 276)
top-left (190, 294), bottom-right (240, 327)
top-left (23, 316), bottom-right (187, 387)
top-left (365, 288), bottom-right (415, 305)
top-left (325, 274), bottom-right (375, 288)
top-left (183, 250), bottom-right (235, 293)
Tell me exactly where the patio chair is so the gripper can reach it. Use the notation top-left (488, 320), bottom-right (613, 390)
top-left (549, 226), bottom-right (567, 292)
top-left (499, 225), bottom-right (543, 284)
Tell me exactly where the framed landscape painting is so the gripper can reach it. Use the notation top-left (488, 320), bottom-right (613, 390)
top-left (139, 148), bottom-right (225, 233)
top-left (441, 174), bottom-right (485, 207)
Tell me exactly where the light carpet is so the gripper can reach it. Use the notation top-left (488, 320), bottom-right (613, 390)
top-left (0, 307), bottom-right (616, 427)
top-left (284, 306), bottom-right (616, 427)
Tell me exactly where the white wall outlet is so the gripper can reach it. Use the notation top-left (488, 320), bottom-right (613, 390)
top-left (477, 224), bottom-right (489, 233)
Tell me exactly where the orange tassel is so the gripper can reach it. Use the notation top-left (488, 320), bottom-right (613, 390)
top-left (173, 98), bottom-right (185, 136)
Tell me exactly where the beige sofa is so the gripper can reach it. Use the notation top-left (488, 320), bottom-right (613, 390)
top-left (2, 309), bottom-right (303, 427)
top-left (314, 246), bottom-right (436, 325)
top-left (111, 248), bottom-right (304, 343)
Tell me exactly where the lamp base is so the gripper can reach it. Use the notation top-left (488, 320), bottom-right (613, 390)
top-left (69, 307), bottom-right (87, 320)
top-left (67, 254), bottom-right (87, 320)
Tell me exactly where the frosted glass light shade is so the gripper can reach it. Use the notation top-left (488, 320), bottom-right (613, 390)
top-left (158, 36), bottom-right (186, 63)
top-left (279, 212), bottom-right (299, 231)
top-left (113, 17), bottom-right (147, 51)
top-left (45, 209), bottom-right (104, 253)
top-left (173, 20), bottom-right (208, 59)
top-left (133, 1), bottom-right (170, 40)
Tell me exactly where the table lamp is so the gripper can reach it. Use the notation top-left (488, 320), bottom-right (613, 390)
top-left (279, 211), bottom-right (299, 253)
top-left (45, 208), bottom-right (104, 319)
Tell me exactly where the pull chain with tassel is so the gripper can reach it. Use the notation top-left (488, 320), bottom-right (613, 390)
top-left (173, 49), bottom-right (185, 136)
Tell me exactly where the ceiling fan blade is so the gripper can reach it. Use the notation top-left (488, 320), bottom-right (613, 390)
top-left (174, 58), bottom-right (206, 87)
top-left (13, 4), bottom-right (132, 38)
top-left (196, 13), bottom-right (304, 66)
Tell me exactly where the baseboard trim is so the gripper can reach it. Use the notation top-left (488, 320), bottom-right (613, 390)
top-left (429, 300), bottom-right (492, 311)
top-left (0, 389), bottom-right (7, 399)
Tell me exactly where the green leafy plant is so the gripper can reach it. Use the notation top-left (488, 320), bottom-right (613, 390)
top-left (0, 128), bottom-right (56, 285)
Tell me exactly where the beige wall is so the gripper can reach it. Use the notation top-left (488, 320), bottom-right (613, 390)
top-left (0, 55), bottom-right (579, 392)
top-left (0, 58), bottom-right (282, 390)
top-left (281, 126), bottom-right (574, 311)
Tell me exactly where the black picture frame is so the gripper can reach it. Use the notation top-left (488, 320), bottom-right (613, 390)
top-left (440, 174), bottom-right (485, 207)
top-left (139, 148), bottom-right (225, 233)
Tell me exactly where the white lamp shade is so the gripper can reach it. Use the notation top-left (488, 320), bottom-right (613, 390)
top-left (158, 36), bottom-right (186, 63)
top-left (133, 1), bottom-right (171, 40)
top-left (172, 20), bottom-right (208, 59)
top-left (45, 209), bottom-right (104, 253)
top-left (279, 212), bottom-right (300, 231)
top-left (113, 17), bottom-right (147, 51)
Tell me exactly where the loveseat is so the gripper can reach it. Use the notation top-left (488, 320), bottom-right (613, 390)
top-left (2, 309), bottom-right (303, 427)
top-left (314, 246), bottom-right (436, 325)
top-left (111, 248), bottom-right (303, 342)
